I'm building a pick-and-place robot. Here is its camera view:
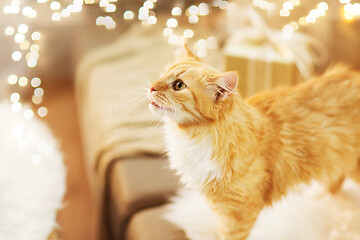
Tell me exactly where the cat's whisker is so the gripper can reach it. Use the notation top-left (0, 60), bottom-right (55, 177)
top-left (143, 74), bottom-right (153, 87)
top-left (107, 87), bottom-right (150, 121)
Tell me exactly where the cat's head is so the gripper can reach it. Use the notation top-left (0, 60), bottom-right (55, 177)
top-left (149, 44), bottom-right (239, 127)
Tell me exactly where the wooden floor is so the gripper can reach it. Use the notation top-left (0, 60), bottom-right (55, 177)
top-left (42, 81), bottom-right (96, 240)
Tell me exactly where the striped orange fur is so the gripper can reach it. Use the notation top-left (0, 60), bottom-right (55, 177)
top-left (148, 47), bottom-right (360, 240)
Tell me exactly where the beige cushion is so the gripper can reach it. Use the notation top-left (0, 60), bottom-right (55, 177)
top-left (126, 206), bottom-right (187, 240)
top-left (109, 157), bottom-right (180, 239)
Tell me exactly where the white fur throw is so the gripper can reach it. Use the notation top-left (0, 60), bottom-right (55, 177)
top-left (165, 180), bottom-right (360, 240)
top-left (0, 102), bottom-right (66, 240)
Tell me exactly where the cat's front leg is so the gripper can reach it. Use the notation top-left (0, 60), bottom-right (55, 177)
top-left (218, 207), bottom-right (261, 240)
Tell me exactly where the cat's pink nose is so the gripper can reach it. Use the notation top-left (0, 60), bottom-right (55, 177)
top-left (150, 86), bottom-right (157, 93)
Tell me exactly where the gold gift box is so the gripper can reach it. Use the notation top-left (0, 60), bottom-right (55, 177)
top-left (224, 41), bottom-right (302, 97)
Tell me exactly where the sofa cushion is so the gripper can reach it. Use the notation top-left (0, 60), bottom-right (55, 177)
top-left (126, 206), bottom-right (187, 240)
top-left (109, 157), bottom-right (180, 239)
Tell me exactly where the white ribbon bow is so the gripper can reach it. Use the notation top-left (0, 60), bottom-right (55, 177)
top-left (228, 5), bottom-right (328, 80)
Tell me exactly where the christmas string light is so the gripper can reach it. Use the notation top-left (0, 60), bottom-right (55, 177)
top-left (162, 1), bottom-right (226, 57)
top-left (252, 0), bottom-right (275, 13)
top-left (340, 0), bottom-right (360, 21)
top-left (3, 0), bottom-right (345, 124)
top-left (281, 2), bottom-right (328, 40)
top-left (2, 0), bottom-right (225, 116)
top-left (3, 0), bottom-right (46, 118)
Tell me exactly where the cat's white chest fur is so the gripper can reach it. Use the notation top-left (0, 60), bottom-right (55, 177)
top-left (164, 122), bottom-right (222, 189)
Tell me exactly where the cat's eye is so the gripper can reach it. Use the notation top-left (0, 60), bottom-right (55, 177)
top-left (172, 79), bottom-right (187, 91)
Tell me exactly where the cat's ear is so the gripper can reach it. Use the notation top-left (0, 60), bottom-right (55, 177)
top-left (184, 43), bottom-right (200, 61)
top-left (174, 42), bottom-right (201, 62)
top-left (207, 72), bottom-right (238, 102)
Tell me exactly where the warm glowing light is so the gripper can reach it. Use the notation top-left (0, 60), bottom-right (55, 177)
top-left (290, 21), bottom-right (299, 31)
top-left (73, 0), bottom-right (84, 6)
top-left (280, 9), bottom-right (290, 16)
top-left (318, 2), bottom-right (328, 11)
top-left (10, 93), bottom-right (20, 103)
top-left (15, 33), bottom-right (25, 43)
top-left (196, 39), bottom-right (207, 49)
top-left (163, 28), bottom-right (173, 37)
top-left (354, 3), bottom-right (360, 14)
top-left (50, 1), bottom-right (61, 10)
top-left (29, 52), bottom-right (39, 59)
top-left (188, 5), bottom-right (198, 15)
top-left (32, 95), bottom-right (42, 105)
top-left (340, 0), bottom-right (350, 3)
top-left (31, 78), bottom-right (41, 87)
top-left (8, 75), bottom-right (18, 85)
top-left (188, 15), bottom-right (199, 24)
top-left (38, 107), bottom-right (48, 117)
top-left (30, 44), bottom-right (40, 52)
top-left (96, 16), bottom-right (104, 25)
top-left (27, 59), bottom-right (38, 68)
top-left (282, 24), bottom-right (294, 40)
top-left (4, 5), bottom-right (20, 14)
top-left (290, 0), bottom-right (300, 6)
top-left (67, 4), bottom-right (83, 13)
top-left (84, 0), bottom-right (95, 3)
top-left (147, 15), bottom-right (157, 24)
top-left (344, 11), bottom-right (355, 20)
top-left (99, 0), bottom-right (109, 7)
top-left (144, 1), bottom-right (154, 9)
top-left (138, 7), bottom-right (149, 20)
top-left (52, 12), bottom-right (61, 21)
top-left (198, 3), bottom-right (210, 16)
top-left (31, 32), bottom-right (41, 41)
top-left (24, 109), bottom-right (34, 120)
top-left (21, 40), bottom-right (31, 50)
top-left (12, 102), bottom-right (22, 112)
top-left (309, 9), bottom-right (320, 18)
top-left (22, 6), bottom-right (37, 18)
top-left (306, 15), bottom-right (316, 23)
top-left (29, 51), bottom-right (39, 59)
top-left (167, 18), bottom-right (178, 28)
top-left (34, 88), bottom-right (44, 97)
top-left (103, 16), bottom-right (116, 29)
top-left (105, 4), bottom-right (116, 12)
top-left (183, 29), bottom-right (194, 38)
top-left (283, 1), bottom-right (294, 10)
top-left (344, 3), bottom-right (353, 12)
top-left (18, 77), bottom-right (28, 87)
top-left (37, 0), bottom-right (48, 3)
top-left (12, 51), bottom-right (22, 61)
top-left (197, 48), bottom-right (207, 58)
top-left (171, 7), bottom-right (182, 16)
top-left (61, 9), bottom-right (71, 17)
top-left (299, 16), bottom-right (308, 25)
top-left (18, 24), bottom-right (29, 33)
top-left (220, 1), bottom-right (229, 9)
top-left (254, 0), bottom-right (274, 12)
top-left (213, 0), bottom-right (223, 7)
top-left (5, 26), bottom-right (15, 36)
top-left (123, 10), bottom-right (134, 20)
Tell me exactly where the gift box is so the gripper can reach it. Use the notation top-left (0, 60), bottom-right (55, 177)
top-left (224, 40), bottom-right (302, 98)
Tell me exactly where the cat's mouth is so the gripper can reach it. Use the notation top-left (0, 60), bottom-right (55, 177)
top-left (150, 101), bottom-right (172, 111)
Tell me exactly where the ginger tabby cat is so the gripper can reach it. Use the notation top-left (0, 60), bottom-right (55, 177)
top-left (148, 45), bottom-right (360, 240)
